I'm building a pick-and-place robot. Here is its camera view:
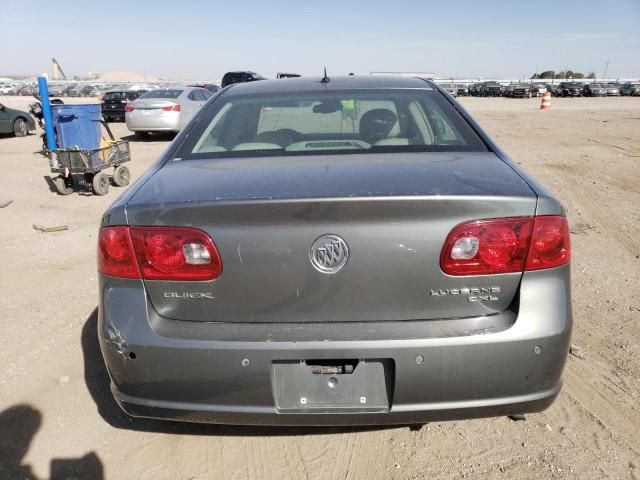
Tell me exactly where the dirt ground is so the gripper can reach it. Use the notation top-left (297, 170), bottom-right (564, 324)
top-left (0, 95), bottom-right (638, 480)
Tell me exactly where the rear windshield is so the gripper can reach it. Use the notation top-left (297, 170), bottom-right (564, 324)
top-left (175, 89), bottom-right (487, 159)
top-left (103, 92), bottom-right (128, 100)
top-left (138, 89), bottom-right (183, 99)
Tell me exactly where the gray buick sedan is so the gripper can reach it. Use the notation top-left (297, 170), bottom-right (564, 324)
top-left (98, 76), bottom-right (572, 425)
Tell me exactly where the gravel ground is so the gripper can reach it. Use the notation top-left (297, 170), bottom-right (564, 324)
top-left (0, 95), bottom-right (638, 480)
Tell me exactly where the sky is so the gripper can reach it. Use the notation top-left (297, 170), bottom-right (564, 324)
top-left (1, 0), bottom-right (639, 81)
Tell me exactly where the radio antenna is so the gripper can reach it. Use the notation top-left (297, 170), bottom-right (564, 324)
top-left (320, 67), bottom-right (330, 84)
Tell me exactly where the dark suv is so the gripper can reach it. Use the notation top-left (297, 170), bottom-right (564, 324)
top-left (101, 90), bottom-right (147, 122)
top-left (221, 71), bottom-right (265, 88)
top-left (479, 82), bottom-right (502, 97)
top-left (557, 82), bottom-right (582, 97)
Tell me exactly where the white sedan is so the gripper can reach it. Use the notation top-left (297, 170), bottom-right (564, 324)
top-left (125, 86), bottom-right (213, 134)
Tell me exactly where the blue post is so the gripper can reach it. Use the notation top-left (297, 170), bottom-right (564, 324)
top-left (37, 76), bottom-right (57, 151)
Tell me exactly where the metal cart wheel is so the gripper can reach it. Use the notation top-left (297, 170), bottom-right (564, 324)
top-left (92, 173), bottom-right (110, 196)
top-left (112, 165), bottom-right (130, 187)
top-left (53, 176), bottom-right (74, 195)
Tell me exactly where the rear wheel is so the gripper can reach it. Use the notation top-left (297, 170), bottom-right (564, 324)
top-left (112, 165), bottom-right (130, 187)
top-left (13, 118), bottom-right (28, 137)
top-left (92, 172), bottom-right (109, 196)
top-left (53, 176), bottom-right (74, 195)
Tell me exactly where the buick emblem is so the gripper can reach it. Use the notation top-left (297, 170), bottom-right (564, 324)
top-left (310, 234), bottom-right (349, 274)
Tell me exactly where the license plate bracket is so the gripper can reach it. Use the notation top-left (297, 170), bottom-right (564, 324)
top-left (272, 359), bottom-right (393, 413)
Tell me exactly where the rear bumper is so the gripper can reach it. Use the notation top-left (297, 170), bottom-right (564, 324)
top-left (98, 266), bottom-right (572, 425)
top-left (125, 112), bottom-right (180, 132)
top-left (113, 383), bottom-right (561, 426)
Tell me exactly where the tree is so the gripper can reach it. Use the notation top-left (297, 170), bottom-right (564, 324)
top-left (587, 72), bottom-right (596, 79)
top-left (537, 70), bottom-right (555, 79)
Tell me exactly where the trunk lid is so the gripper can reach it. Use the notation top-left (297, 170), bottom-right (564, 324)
top-left (126, 152), bottom-right (537, 323)
top-left (131, 99), bottom-right (177, 111)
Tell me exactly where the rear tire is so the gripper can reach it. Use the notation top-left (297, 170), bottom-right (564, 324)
top-left (92, 173), bottom-right (109, 196)
top-left (112, 165), bottom-right (130, 187)
top-left (13, 118), bottom-right (28, 137)
top-left (53, 176), bottom-right (74, 195)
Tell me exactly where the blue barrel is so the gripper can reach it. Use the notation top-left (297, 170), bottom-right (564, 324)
top-left (51, 104), bottom-right (102, 150)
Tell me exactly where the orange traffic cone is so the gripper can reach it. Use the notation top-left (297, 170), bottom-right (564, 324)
top-left (540, 91), bottom-right (551, 110)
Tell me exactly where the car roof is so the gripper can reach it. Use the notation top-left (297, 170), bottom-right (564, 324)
top-left (223, 75), bottom-right (433, 96)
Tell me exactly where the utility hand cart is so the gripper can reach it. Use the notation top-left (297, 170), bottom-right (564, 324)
top-left (49, 138), bottom-right (131, 195)
top-left (47, 103), bottom-right (132, 196)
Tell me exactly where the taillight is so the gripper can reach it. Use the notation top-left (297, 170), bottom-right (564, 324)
top-left (440, 216), bottom-right (570, 276)
top-left (98, 226), bottom-right (222, 281)
top-left (162, 104), bottom-right (180, 112)
top-left (125, 105), bottom-right (135, 112)
top-left (98, 227), bottom-right (140, 279)
top-left (525, 216), bottom-right (571, 270)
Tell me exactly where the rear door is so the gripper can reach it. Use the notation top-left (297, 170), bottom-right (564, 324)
top-left (184, 89), bottom-right (206, 124)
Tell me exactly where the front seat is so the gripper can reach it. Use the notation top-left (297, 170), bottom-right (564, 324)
top-left (359, 108), bottom-right (401, 145)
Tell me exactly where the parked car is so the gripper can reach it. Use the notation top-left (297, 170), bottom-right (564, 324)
top-left (620, 82), bottom-right (640, 96)
top-left (479, 81), bottom-right (502, 97)
top-left (48, 84), bottom-right (66, 97)
top-left (438, 84), bottom-right (458, 97)
top-left (582, 83), bottom-right (607, 97)
top-left (501, 84), bottom-right (515, 97)
top-left (604, 83), bottom-right (621, 96)
top-left (189, 83), bottom-right (221, 93)
top-left (81, 85), bottom-right (101, 97)
top-left (557, 82), bottom-right (582, 97)
top-left (18, 85), bottom-right (37, 96)
top-left (0, 83), bottom-right (16, 94)
top-left (98, 75), bottom-right (572, 426)
top-left (61, 85), bottom-right (81, 97)
top-left (102, 90), bottom-right (148, 122)
top-left (529, 84), bottom-right (547, 97)
top-left (277, 72), bottom-right (302, 79)
top-left (0, 102), bottom-right (36, 136)
top-left (125, 86), bottom-right (212, 134)
top-left (508, 84), bottom-right (532, 98)
top-left (545, 84), bottom-right (560, 96)
top-left (221, 71), bottom-right (266, 88)
top-left (455, 84), bottom-right (469, 96)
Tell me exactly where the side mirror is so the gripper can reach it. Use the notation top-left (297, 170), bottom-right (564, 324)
top-left (0, 104), bottom-right (5, 111)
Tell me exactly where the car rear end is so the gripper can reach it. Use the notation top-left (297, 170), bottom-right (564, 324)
top-left (511, 85), bottom-right (531, 98)
top-left (125, 88), bottom-right (184, 132)
top-left (102, 91), bottom-right (130, 122)
top-left (484, 83), bottom-right (502, 96)
top-left (98, 77), bottom-right (572, 425)
top-left (565, 84), bottom-right (582, 96)
top-left (606, 85), bottom-right (621, 96)
top-left (456, 85), bottom-right (469, 96)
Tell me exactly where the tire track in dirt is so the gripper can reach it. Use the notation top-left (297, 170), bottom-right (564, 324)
top-left (563, 362), bottom-right (640, 456)
top-left (542, 162), bottom-right (640, 256)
